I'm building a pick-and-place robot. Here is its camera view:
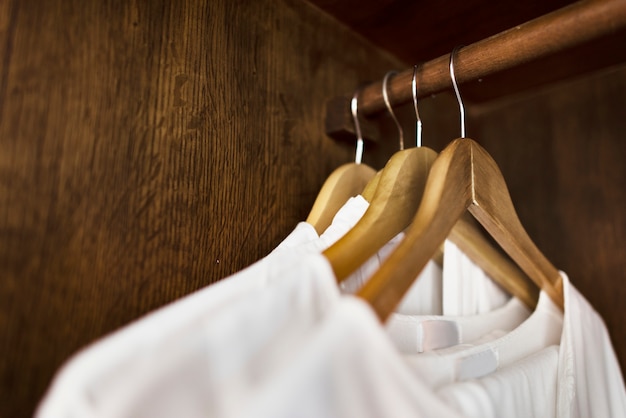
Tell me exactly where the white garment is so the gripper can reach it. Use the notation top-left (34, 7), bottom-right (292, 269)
top-left (273, 196), bottom-right (369, 257)
top-left (422, 273), bottom-right (626, 418)
top-left (272, 221), bottom-right (320, 251)
top-left (438, 345), bottom-right (560, 418)
top-left (241, 296), bottom-right (465, 418)
top-left (286, 195), bottom-right (443, 314)
top-left (406, 289), bottom-right (563, 389)
top-left (395, 258), bottom-right (443, 315)
top-left (36, 206), bottom-right (358, 418)
top-left (35, 195), bottom-right (441, 418)
top-left (36, 253), bottom-right (341, 418)
top-left (338, 229), bottom-right (443, 315)
top-left (386, 296), bottom-right (530, 354)
top-left (557, 272), bottom-right (626, 417)
top-left (442, 240), bottom-right (510, 315)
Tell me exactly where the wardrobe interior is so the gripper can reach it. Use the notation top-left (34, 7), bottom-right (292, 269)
top-left (1, 0), bottom-right (625, 416)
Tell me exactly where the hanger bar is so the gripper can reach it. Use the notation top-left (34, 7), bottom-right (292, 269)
top-left (357, 0), bottom-right (626, 116)
top-left (326, 0), bottom-right (626, 136)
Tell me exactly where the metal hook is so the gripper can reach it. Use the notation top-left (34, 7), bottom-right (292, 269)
top-left (449, 46), bottom-right (466, 138)
top-left (350, 90), bottom-right (364, 164)
top-left (382, 71), bottom-right (405, 150)
top-left (412, 65), bottom-right (423, 147)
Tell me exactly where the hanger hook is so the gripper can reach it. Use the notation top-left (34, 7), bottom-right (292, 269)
top-left (350, 89), bottom-right (365, 164)
top-left (449, 46), bottom-right (466, 138)
top-left (412, 65), bottom-right (423, 147)
top-left (382, 71), bottom-right (404, 150)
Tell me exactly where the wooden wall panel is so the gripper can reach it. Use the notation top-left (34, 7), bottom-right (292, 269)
top-left (469, 65), bottom-right (626, 372)
top-left (0, 0), bottom-right (403, 416)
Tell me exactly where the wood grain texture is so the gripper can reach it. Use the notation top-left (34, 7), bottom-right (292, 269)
top-left (0, 0), bottom-right (404, 416)
top-left (470, 64), bottom-right (626, 373)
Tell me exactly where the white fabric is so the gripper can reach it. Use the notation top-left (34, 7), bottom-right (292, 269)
top-left (272, 221), bottom-right (320, 251)
top-left (36, 206), bottom-right (353, 418)
top-left (338, 231), bottom-right (403, 294)
top-left (386, 296), bottom-right (530, 353)
top-left (395, 259), bottom-right (443, 315)
top-left (339, 229), bottom-right (443, 315)
top-left (39, 191), bottom-right (626, 418)
top-left (557, 272), bottom-right (626, 417)
top-left (36, 195), bottom-right (442, 418)
top-left (438, 345), bottom-right (560, 418)
top-left (442, 240), bottom-right (510, 315)
top-left (290, 195), bottom-right (443, 315)
top-left (241, 296), bottom-right (465, 418)
top-left (330, 199), bottom-right (443, 316)
top-left (406, 289), bottom-right (563, 389)
top-left (421, 273), bottom-right (626, 418)
top-left (36, 253), bottom-right (340, 418)
top-left (273, 196), bottom-right (368, 257)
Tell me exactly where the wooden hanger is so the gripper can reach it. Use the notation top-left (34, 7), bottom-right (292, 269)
top-left (323, 144), bottom-right (438, 280)
top-left (306, 90), bottom-right (376, 235)
top-left (324, 68), bottom-right (538, 310)
top-left (323, 70), bottom-right (437, 280)
top-left (361, 169), bottom-right (382, 202)
top-left (306, 163), bottom-right (375, 235)
top-left (358, 50), bottom-right (562, 322)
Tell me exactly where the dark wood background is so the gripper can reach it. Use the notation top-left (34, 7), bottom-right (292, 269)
top-left (0, 0), bottom-right (402, 416)
top-left (1, 0), bottom-right (624, 416)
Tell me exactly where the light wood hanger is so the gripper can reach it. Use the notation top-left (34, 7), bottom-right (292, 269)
top-left (361, 169), bottom-right (382, 202)
top-left (323, 142), bottom-right (438, 280)
top-left (358, 49), bottom-right (562, 322)
top-left (324, 69), bottom-right (538, 308)
top-left (324, 70), bottom-right (438, 280)
top-left (306, 90), bottom-right (376, 235)
top-left (324, 67), bottom-right (539, 308)
top-left (306, 163), bottom-right (375, 235)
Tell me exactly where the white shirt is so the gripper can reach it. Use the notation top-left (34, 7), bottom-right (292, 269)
top-left (557, 272), bottom-right (626, 417)
top-left (36, 253), bottom-right (341, 418)
top-left (240, 295), bottom-right (465, 418)
top-left (338, 229), bottom-right (444, 315)
top-left (438, 345), bottom-right (560, 418)
top-left (420, 273), bottom-right (626, 418)
top-left (35, 195), bottom-right (441, 418)
top-left (36, 204), bottom-right (359, 418)
top-left (406, 289), bottom-right (563, 389)
top-left (442, 240), bottom-right (510, 315)
top-left (386, 296), bottom-right (530, 354)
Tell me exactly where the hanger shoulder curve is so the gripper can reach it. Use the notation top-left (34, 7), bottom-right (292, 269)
top-left (359, 138), bottom-right (562, 322)
top-left (361, 169), bottom-right (382, 202)
top-left (449, 214), bottom-right (540, 309)
top-left (357, 139), bottom-right (473, 318)
top-left (323, 147), bottom-right (437, 282)
top-left (306, 162), bottom-right (376, 235)
top-left (468, 140), bottom-right (564, 307)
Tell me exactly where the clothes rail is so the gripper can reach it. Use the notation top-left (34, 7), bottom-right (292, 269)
top-left (325, 0), bottom-right (626, 141)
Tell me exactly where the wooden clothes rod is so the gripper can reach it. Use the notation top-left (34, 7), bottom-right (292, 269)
top-left (325, 0), bottom-right (626, 140)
